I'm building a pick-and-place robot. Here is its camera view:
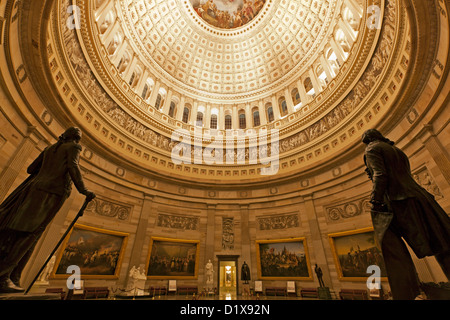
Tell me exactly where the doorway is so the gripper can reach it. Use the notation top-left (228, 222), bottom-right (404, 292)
top-left (217, 255), bottom-right (239, 300)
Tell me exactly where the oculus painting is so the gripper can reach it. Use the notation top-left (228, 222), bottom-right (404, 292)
top-left (328, 227), bottom-right (388, 281)
top-left (146, 237), bottom-right (200, 279)
top-left (53, 224), bottom-right (128, 279)
top-left (190, 0), bottom-right (266, 29)
top-left (256, 238), bottom-right (312, 280)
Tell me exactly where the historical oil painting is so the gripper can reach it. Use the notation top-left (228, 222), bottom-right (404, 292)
top-left (52, 224), bottom-right (128, 279)
top-left (190, 0), bottom-right (266, 29)
top-left (256, 238), bottom-right (312, 280)
top-left (328, 227), bottom-right (388, 281)
top-left (146, 237), bottom-right (200, 279)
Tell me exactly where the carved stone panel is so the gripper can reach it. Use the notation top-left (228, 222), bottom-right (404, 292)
top-left (413, 167), bottom-right (444, 200)
top-left (156, 213), bottom-right (199, 230)
top-left (256, 213), bottom-right (299, 230)
top-left (85, 197), bottom-right (132, 220)
top-left (222, 217), bottom-right (234, 250)
top-left (325, 197), bottom-right (371, 222)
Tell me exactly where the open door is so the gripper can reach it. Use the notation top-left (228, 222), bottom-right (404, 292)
top-left (217, 255), bottom-right (239, 300)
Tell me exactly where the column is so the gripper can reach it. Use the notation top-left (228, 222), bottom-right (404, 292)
top-left (240, 204), bottom-right (252, 291)
top-left (127, 194), bottom-right (155, 271)
top-left (319, 53), bottom-right (335, 80)
top-left (136, 69), bottom-right (149, 96)
top-left (161, 88), bottom-right (173, 114)
top-left (190, 101), bottom-right (199, 126)
top-left (271, 95), bottom-right (281, 120)
top-left (245, 103), bottom-right (252, 128)
top-left (176, 96), bottom-right (186, 121)
top-left (219, 105), bottom-right (225, 130)
top-left (344, 0), bottom-right (363, 21)
top-left (95, 0), bottom-right (114, 26)
top-left (101, 18), bottom-right (120, 47)
top-left (330, 37), bottom-right (346, 65)
top-left (204, 104), bottom-right (212, 129)
top-left (232, 105), bottom-right (239, 130)
top-left (0, 126), bottom-right (41, 202)
top-left (258, 100), bottom-right (267, 125)
top-left (308, 68), bottom-right (322, 94)
top-left (419, 125), bottom-right (450, 184)
top-left (284, 88), bottom-right (295, 113)
top-left (111, 37), bottom-right (128, 66)
top-left (297, 79), bottom-right (309, 104)
top-left (205, 204), bottom-right (216, 282)
top-left (301, 194), bottom-right (333, 289)
top-left (124, 53), bottom-right (138, 84)
top-left (148, 79), bottom-right (161, 108)
top-left (338, 18), bottom-right (356, 45)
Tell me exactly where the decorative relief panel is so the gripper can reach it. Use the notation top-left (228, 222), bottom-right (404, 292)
top-left (222, 217), bottom-right (235, 250)
top-left (85, 197), bottom-right (132, 220)
top-left (256, 213), bottom-right (299, 230)
top-left (325, 196), bottom-right (371, 222)
top-left (413, 167), bottom-right (444, 200)
top-left (156, 213), bottom-right (199, 230)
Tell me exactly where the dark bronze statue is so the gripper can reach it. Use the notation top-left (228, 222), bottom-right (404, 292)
top-left (314, 264), bottom-right (325, 287)
top-left (241, 261), bottom-right (251, 284)
top-left (363, 129), bottom-right (450, 299)
top-left (0, 127), bottom-right (95, 293)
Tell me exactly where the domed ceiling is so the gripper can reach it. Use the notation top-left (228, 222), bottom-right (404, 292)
top-left (108, 0), bottom-right (338, 97)
top-left (45, 0), bottom-right (411, 185)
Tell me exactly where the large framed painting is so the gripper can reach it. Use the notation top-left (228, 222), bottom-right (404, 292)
top-left (328, 227), bottom-right (387, 281)
top-left (52, 224), bottom-right (128, 279)
top-left (256, 238), bottom-right (312, 280)
top-left (146, 237), bottom-right (200, 279)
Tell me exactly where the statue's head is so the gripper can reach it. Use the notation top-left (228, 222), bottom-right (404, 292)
top-left (60, 127), bottom-right (82, 143)
top-left (362, 129), bottom-right (394, 145)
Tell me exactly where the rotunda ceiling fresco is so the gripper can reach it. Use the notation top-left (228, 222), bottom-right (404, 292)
top-left (190, 0), bottom-right (266, 29)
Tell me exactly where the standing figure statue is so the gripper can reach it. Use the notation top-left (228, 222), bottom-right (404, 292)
top-left (314, 264), bottom-right (325, 287)
top-left (241, 261), bottom-right (251, 284)
top-left (205, 259), bottom-right (214, 285)
top-left (0, 127), bottom-right (95, 293)
top-left (362, 129), bottom-right (450, 300)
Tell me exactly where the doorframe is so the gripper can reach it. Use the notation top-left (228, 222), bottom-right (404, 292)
top-left (216, 255), bottom-right (240, 296)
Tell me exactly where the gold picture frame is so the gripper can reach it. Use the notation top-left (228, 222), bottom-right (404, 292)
top-left (255, 237), bottom-right (313, 280)
top-left (328, 227), bottom-right (388, 281)
top-left (52, 224), bottom-right (128, 280)
top-left (145, 237), bottom-right (200, 280)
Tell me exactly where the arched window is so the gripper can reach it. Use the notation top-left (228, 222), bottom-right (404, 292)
top-left (128, 72), bottom-right (136, 87)
top-left (182, 107), bottom-right (190, 123)
top-left (141, 84), bottom-right (149, 100)
top-left (304, 77), bottom-right (315, 99)
top-left (291, 88), bottom-right (301, 106)
top-left (168, 101), bottom-right (176, 118)
top-left (107, 34), bottom-right (121, 55)
top-left (266, 103), bottom-right (274, 122)
top-left (196, 112), bottom-right (204, 126)
top-left (210, 114), bottom-right (218, 129)
top-left (225, 115), bottom-right (232, 129)
top-left (279, 97), bottom-right (288, 116)
top-left (316, 65), bottom-right (328, 87)
top-left (252, 108), bottom-right (260, 127)
top-left (117, 52), bottom-right (130, 73)
top-left (335, 29), bottom-right (350, 60)
top-left (155, 94), bottom-right (162, 109)
top-left (239, 113), bottom-right (246, 129)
